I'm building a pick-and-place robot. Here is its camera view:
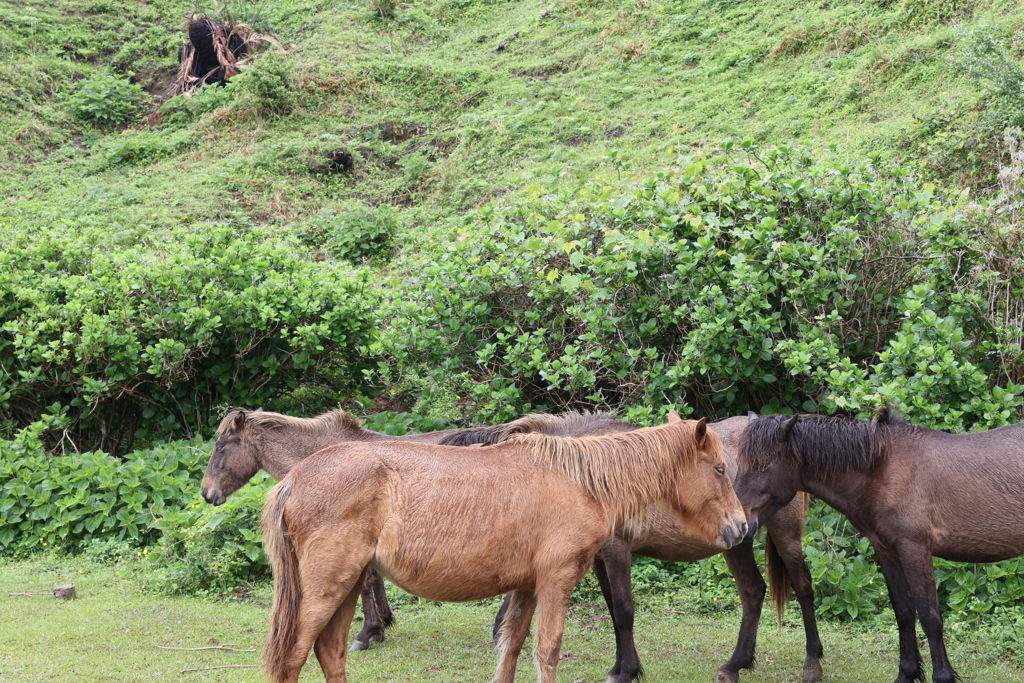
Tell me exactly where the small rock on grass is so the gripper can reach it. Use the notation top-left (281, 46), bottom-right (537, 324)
top-left (52, 584), bottom-right (76, 600)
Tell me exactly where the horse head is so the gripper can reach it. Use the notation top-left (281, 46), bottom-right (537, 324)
top-left (201, 409), bottom-right (262, 505)
top-left (734, 411), bottom-right (800, 539)
top-left (669, 417), bottom-right (748, 550)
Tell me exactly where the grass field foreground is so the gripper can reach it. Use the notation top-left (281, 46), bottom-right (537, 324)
top-left (2, 558), bottom-right (1024, 682)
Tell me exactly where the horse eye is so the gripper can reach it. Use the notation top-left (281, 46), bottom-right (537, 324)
top-left (714, 466), bottom-right (725, 476)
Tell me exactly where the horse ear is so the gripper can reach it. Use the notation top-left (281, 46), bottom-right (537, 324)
top-left (254, 407), bottom-right (264, 413)
top-left (667, 409), bottom-right (682, 423)
top-left (747, 411), bottom-right (759, 421)
top-left (233, 410), bottom-right (247, 431)
top-left (693, 418), bottom-right (707, 445)
top-left (778, 414), bottom-right (798, 441)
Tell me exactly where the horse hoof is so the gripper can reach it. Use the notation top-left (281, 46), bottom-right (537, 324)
top-left (348, 640), bottom-right (369, 652)
top-left (802, 664), bottom-right (823, 682)
top-left (715, 670), bottom-right (739, 683)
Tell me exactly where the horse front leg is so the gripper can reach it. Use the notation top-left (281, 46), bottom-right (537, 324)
top-left (593, 536), bottom-right (642, 683)
top-left (493, 589), bottom-right (538, 683)
top-left (716, 539), bottom-right (765, 683)
top-left (532, 575), bottom-right (577, 683)
top-left (764, 509), bottom-right (824, 682)
top-left (350, 567), bottom-right (392, 651)
top-left (874, 548), bottom-right (925, 683)
top-left (896, 545), bottom-right (958, 683)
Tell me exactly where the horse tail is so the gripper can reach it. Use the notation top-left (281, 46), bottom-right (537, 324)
top-left (263, 478), bottom-right (299, 682)
top-left (765, 531), bottom-right (792, 625)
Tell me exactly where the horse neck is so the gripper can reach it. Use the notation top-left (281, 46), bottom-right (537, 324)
top-left (798, 467), bottom-right (877, 529)
top-left (515, 425), bottom-right (689, 530)
top-left (256, 426), bottom-right (367, 479)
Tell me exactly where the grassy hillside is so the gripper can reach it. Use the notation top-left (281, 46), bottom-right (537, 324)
top-left (3, 0), bottom-right (1022, 250)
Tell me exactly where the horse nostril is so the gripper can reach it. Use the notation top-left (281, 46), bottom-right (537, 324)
top-left (740, 521), bottom-right (749, 537)
top-left (722, 525), bottom-right (735, 549)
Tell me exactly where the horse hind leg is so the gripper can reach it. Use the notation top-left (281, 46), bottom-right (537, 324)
top-left (350, 568), bottom-right (393, 651)
top-left (493, 593), bottom-right (512, 645)
top-left (274, 545), bottom-right (373, 683)
top-left (314, 569), bottom-right (366, 683)
top-left (493, 589), bottom-right (537, 683)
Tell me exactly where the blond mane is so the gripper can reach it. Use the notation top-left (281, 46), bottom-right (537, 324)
top-left (216, 408), bottom-right (363, 436)
top-left (505, 420), bottom-right (721, 527)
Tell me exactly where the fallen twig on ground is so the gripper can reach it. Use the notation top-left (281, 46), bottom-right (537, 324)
top-left (180, 664), bottom-right (261, 673)
top-left (158, 645), bottom-right (256, 652)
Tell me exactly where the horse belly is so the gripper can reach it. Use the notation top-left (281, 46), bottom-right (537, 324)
top-left (371, 482), bottom-right (604, 602)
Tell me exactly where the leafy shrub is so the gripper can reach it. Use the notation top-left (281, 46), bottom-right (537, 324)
top-left (146, 475), bottom-right (271, 595)
top-left (957, 30), bottom-right (1024, 131)
top-left (315, 204), bottom-right (396, 263)
top-left (360, 410), bottom-right (455, 435)
top-left (98, 129), bottom-right (195, 166)
top-left (0, 415), bottom-right (204, 554)
top-left (397, 150), bottom-right (434, 183)
top-left (0, 218), bottom-right (381, 450)
top-left (373, 142), bottom-right (1022, 425)
top-left (158, 82), bottom-right (239, 125)
top-left (233, 54), bottom-right (294, 116)
top-left (369, 0), bottom-right (398, 18)
top-left (69, 72), bottom-right (147, 126)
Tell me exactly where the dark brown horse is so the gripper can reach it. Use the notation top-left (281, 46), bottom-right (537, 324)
top-left (735, 409), bottom-right (1024, 683)
top-left (199, 408), bottom-right (479, 650)
top-left (442, 413), bottom-right (823, 683)
top-left (261, 416), bottom-right (748, 683)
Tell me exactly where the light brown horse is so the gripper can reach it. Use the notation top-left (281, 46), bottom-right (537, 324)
top-left (445, 413), bottom-right (821, 683)
top-left (199, 407), bottom-right (477, 649)
top-left (735, 410), bottom-right (1024, 683)
top-left (262, 415), bottom-right (748, 683)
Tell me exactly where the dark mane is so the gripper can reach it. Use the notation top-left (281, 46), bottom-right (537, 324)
top-left (437, 411), bottom-right (632, 446)
top-left (740, 409), bottom-right (918, 478)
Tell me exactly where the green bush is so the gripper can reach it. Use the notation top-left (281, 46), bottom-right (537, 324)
top-left (68, 72), bottom-right (147, 126)
top-left (0, 415), bottom-right (204, 554)
top-left (373, 142), bottom-right (1023, 425)
top-left (957, 29), bottom-right (1024, 131)
top-left (158, 83), bottom-right (239, 126)
top-left (98, 128), bottom-right (196, 166)
top-left (145, 475), bottom-right (271, 595)
top-left (0, 217), bottom-right (381, 450)
top-left (312, 204), bottom-right (396, 263)
top-left (233, 54), bottom-right (294, 116)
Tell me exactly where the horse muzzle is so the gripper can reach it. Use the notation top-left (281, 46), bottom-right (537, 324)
top-left (720, 520), bottom-right (748, 550)
top-left (201, 486), bottom-right (226, 506)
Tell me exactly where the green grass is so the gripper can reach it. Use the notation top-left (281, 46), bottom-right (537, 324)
top-left (2, 558), bottom-right (1023, 682)
top-left (2, 0), bottom-right (1021, 254)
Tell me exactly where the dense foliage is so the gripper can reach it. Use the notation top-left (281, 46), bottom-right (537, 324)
top-left (0, 216), bottom-right (380, 452)
top-left (0, 413), bottom-right (203, 552)
top-left (376, 143), bottom-right (1023, 428)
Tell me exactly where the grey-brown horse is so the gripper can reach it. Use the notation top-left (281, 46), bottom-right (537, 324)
top-left (441, 413), bottom-right (822, 683)
top-left (200, 408), bottom-right (479, 650)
